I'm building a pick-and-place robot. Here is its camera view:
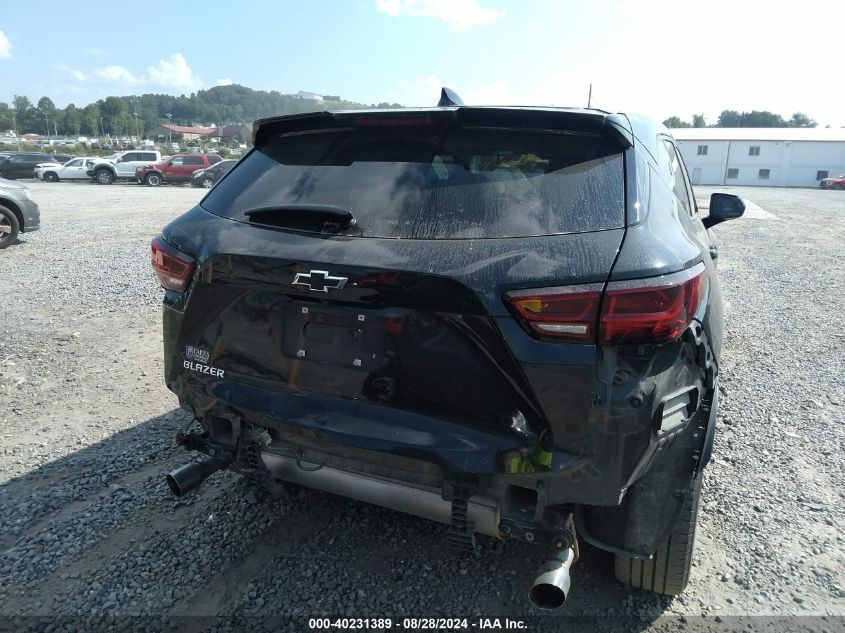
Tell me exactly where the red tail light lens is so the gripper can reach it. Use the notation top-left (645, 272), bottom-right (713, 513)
top-left (504, 284), bottom-right (603, 342)
top-left (151, 236), bottom-right (195, 292)
top-left (504, 264), bottom-right (706, 345)
top-left (600, 264), bottom-right (706, 344)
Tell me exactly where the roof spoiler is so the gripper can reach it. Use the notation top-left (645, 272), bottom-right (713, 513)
top-left (252, 108), bottom-right (633, 149)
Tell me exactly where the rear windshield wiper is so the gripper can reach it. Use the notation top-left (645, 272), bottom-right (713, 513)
top-left (244, 205), bottom-right (358, 234)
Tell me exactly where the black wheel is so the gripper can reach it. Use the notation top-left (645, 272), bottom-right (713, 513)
top-left (614, 471), bottom-right (702, 596)
top-left (201, 176), bottom-right (214, 188)
top-left (44, 172), bottom-right (59, 182)
top-left (0, 205), bottom-right (21, 249)
top-left (145, 173), bottom-right (162, 187)
top-left (94, 169), bottom-right (114, 185)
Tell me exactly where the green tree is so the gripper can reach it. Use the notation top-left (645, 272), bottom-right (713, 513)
top-left (787, 112), bottom-right (817, 128)
top-left (63, 103), bottom-right (81, 136)
top-left (692, 114), bottom-right (706, 128)
top-left (37, 97), bottom-right (57, 136)
top-left (0, 102), bottom-right (13, 130)
top-left (739, 111), bottom-right (786, 127)
top-left (12, 95), bottom-right (36, 133)
top-left (716, 110), bottom-right (741, 127)
top-left (99, 96), bottom-right (126, 136)
top-left (80, 103), bottom-right (101, 136)
top-left (663, 116), bottom-right (691, 128)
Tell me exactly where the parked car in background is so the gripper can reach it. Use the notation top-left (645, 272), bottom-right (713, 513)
top-left (0, 177), bottom-right (40, 248)
top-left (189, 159), bottom-right (237, 188)
top-left (153, 101), bottom-right (746, 608)
top-left (49, 153), bottom-right (76, 164)
top-left (38, 158), bottom-right (99, 182)
top-left (136, 154), bottom-right (221, 186)
top-left (819, 174), bottom-right (845, 189)
top-left (34, 159), bottom-right (64, 180)
top-left (87, 150), bottom-right (161, 184)
top-left (0, 152), bottom-right (54, 179)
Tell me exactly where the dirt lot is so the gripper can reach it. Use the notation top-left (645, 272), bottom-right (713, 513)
top-left (0, 181), bottom-right (843, 631)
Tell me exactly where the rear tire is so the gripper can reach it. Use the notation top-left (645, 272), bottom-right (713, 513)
top-left (614, 471), bottom-right (702, 596)
top-left (94, 169), bottom-right (114, 185)
top-left (0, 205), bottom-right (21, 249)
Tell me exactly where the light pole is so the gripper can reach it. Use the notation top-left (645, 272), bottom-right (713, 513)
top-left (166, 113), bottom-right (172, 148)
top-left (44, 112), bottom-right (49, 144)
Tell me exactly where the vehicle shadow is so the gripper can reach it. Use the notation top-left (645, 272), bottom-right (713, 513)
top-left (0, 409), bottom-right (674, 631)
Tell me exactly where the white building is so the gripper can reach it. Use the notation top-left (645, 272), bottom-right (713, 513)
top-left (671, 127), bottom-right (845, 187)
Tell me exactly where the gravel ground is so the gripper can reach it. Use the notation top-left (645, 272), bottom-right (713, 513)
top-left (0, 181), bottom-right (843, 631)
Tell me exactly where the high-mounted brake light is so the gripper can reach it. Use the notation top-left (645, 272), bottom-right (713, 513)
top-left (352, 116), bottom-right (438, 127)
top-left (504, 264), bottom-right (707, 345)
top-left (151, 236), bottom-right (195, 293)
top-left (600, 264), bottom-right (706, 344)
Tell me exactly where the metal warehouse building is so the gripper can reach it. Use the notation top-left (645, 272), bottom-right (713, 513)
top-left (671, 127), bottom-right (845, 187)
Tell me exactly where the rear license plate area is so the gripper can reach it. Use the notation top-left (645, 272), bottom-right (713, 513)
top-left (282, 303), bottom-right (390, 371)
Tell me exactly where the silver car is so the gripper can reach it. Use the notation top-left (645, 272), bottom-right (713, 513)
top-left (0, 178), bottom-right (41, 249)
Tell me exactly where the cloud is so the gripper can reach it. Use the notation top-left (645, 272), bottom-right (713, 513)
top-left (216, 78), bottom-right (234, 86)
top-left (376, 0), bottom-right (504, 32)
top-left (391, 73), bottom-right (443, 106)
top-left (54, 63), bottom-right (87, 81)
top-left (146, 53), bottom-right (201, 90)
top-left (0, 29), bottom-right (11, 59)
top-left (85, 47), bottom-right (105, 56)
top-left (462, 81), bottom-right (510, 105)
top-left (92, 65), bottom-right (138, 84)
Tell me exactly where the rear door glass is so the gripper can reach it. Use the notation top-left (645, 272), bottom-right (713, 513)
top-left (202, 126), bottom-right (625, 239)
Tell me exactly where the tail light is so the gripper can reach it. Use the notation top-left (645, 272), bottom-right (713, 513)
top-left (151, 236), bottom-right (195, 292)
top-left (504, 284), bottom-right (603, 342)
top-left (505, 264), bottom-right (706, 345)
top-left (600, 264), bottom-right (705, 344)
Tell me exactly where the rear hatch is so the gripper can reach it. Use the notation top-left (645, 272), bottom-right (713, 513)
top-left (166, 108), bottom-right (630, 470)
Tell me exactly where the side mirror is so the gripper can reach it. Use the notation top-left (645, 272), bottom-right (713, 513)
top-left (703, 193), bottom-right (745, 229)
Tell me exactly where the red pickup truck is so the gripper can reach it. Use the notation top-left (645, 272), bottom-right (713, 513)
top-left (819, 174), bottom-right (845, 189)
top-left (136, 154), bottom-right (222, 186)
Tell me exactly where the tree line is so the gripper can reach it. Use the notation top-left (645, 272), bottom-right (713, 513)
top-left (0, 84), bottom-right (402, 138)
top-left (663, 111), bottom-right (818, 128)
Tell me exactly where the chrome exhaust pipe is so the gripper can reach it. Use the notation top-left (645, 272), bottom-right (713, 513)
top-left (166, 458), bottom-right (227, 496)
top-left (528, 545), bottom-right (576, 610)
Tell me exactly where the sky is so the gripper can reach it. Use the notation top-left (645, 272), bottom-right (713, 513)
top-left (1, 0), bottom-right (844, 126)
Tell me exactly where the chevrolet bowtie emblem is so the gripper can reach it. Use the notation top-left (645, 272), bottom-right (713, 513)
top-left (292, 270), bottom-right (348, 293)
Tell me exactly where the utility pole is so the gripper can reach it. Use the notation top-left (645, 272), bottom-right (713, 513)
top-left (166, 113), bottom-right (172, 147)
top-left (587, 83), bottom-right (592, 108)
top-left (44, 113), bottom-right (50, 143)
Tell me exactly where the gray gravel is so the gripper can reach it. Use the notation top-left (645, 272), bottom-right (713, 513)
top-left (0, 181), bottom-right (843, 629)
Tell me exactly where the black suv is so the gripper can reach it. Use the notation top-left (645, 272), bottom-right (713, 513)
top-left (151, 94), bottom-right (744, 609)
top-left (0, 152), bottom-right (53, 179)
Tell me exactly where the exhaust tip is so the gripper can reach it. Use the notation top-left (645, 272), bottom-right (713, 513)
top-left (165, 459), bottom-right (226, 497)
top-left (528, 546), bottom-right (575, 610)
top-left (165, 473), bottom-right (183, 496)
top-left (528, 583), bottom-right (567, 610)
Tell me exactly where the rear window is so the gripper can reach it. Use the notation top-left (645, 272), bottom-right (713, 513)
top-left (202, 126), bottom-right (624, 239)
